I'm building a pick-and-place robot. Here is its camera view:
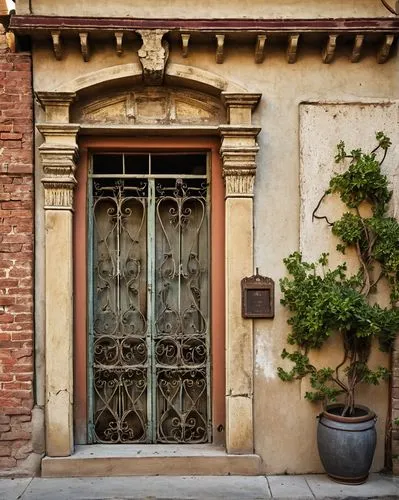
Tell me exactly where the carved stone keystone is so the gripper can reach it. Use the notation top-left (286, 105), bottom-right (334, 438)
top-left (137, 29), bottom-right (169, 85)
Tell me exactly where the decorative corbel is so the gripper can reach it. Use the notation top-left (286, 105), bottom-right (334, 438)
top-left (115, 31), bottom-right (124, 56)
top-left (377, 34), bottom-right (394, 64)
top-left (79, 32), bottom-right (90, 62)
top-left (322, 34), bottom-right (338, 64)
top-left (287, 34), bottom-right (300, 64)
top-left (350, 35), bottom-right (364, 63)
top-left (181, 33), bottom-right (190, 58)
top-left (255, 34), bottom-right (267, 64)
top-left (51, 31), bottom-right (62, 61)
top-left (216, 34), bottom-right (225, 64)
top-left (137, 29), bottom-right (169, 85)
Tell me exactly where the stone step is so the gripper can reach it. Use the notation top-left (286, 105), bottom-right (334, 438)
top-left (41, 444), bottom-right (262, 477)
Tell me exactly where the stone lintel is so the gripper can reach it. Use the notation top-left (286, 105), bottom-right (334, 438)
top-left (221, 94), bottom-right (261, 125)
top-left (36, 92), bottom-right (77, 123)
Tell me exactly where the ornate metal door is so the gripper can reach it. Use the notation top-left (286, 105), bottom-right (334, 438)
top-left (88, 153), bottom-right (210, 444)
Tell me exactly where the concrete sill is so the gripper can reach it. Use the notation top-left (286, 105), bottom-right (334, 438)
top-left (41, 444), bottom-right (262, 477)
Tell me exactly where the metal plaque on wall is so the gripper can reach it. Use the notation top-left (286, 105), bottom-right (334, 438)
top-left (241, 270), bottom-right (274, 319)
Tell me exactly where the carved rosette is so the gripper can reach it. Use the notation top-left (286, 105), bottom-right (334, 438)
top-left (219, 126), bottom-right (260, 197)
top-left (37, 125), bottom-right (80, 210)
top-left (137, 29), bottom-right (169, 85)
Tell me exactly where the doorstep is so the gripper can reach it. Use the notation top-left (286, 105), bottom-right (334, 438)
top-left (41, 444), bottom-right (262, 477)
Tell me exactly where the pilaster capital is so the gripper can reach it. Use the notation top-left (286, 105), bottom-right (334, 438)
top-left (38, 124), bottom-right (80, 210)
top-left (221, 93), bottom-right (262, 125)
top-left (219, 125), bottom-right (261, 198)
top-left (36, 91), bottom-right (77, 123)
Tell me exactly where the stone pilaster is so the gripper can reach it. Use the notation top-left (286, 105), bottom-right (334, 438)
top-left (37, 114), bottom-right (79, 456)
top-left (219, 93), bottom-right (261, 454)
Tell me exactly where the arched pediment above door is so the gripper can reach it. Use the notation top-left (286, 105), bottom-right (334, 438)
top-left (71, 87), bottom-right (225, 126)
top-left (54, 63), bottom-right (247, 96)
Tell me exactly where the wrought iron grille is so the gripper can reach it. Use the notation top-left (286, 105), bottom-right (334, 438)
top-left (89, 153), bottom-right (210, 444)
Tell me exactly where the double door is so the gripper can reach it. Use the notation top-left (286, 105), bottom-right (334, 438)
top-left (88, 152), bottom-right (211, 444)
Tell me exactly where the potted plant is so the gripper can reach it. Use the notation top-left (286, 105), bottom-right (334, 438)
top-left (278, 132), bottom-right (399, 484)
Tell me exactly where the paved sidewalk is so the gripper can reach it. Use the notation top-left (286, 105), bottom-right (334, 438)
top-left (0, 473), bottom-right (398, 499)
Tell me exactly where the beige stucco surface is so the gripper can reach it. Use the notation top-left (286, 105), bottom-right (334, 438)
top-left (17, 0), bottom-right (394, 19)
top-left (31, 11), bottom-right (399, 474)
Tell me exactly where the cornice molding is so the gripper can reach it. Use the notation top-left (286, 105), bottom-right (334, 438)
top-left (11, 16), bottom-right (398, 64)
top-left (9, 16), bottom-right (399, 33)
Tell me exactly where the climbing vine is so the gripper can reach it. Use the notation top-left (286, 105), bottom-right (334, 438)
top-left (278, 132), bottom-right (399, 416)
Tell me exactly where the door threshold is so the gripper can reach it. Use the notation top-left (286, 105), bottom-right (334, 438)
top-left (41, 444), bottom-right (262, 477)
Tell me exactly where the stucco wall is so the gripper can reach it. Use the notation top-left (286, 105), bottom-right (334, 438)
top-left (31, 27), bottom-right (399, 473)
top-left (16, 0), bottom-right (395, 19)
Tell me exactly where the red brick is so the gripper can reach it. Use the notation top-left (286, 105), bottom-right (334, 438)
top-left (0, 314), bottom-right (14, 324)
top-left (7, 164), bottom-right (32, 174)
top-left (0, 133), bottom-right (22, 140)
top-left (0, 445), bottom-right (11, 457)
top-left (2, 404), bottom-right (33, 416)
top-left (13, 63), bottom-right (30, 71)
top-left (0, 243), bottom-right (22, 253)
top-left (0, 296), bottom-right (15, 306)
top-left (0, 457), bottom-right (16, 468)
top-left (10, 415), bottom-right (31, 424)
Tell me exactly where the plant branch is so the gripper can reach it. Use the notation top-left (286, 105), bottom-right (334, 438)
top-left (312, 192), bottom-right (334, 226)
top-left (380, 148), bottom-right (388, 166)
top-left (380, 0), bottom-right (398, 15)
top-left (370, 270), bottom-right (384, 291)
top-left (335, 340), bottom-right (348, 387)
top-left (356, 241), bottom-right (371, 296)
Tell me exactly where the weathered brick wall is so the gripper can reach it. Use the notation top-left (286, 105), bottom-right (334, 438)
top-left (0, 28), bottom-right (35, 474)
